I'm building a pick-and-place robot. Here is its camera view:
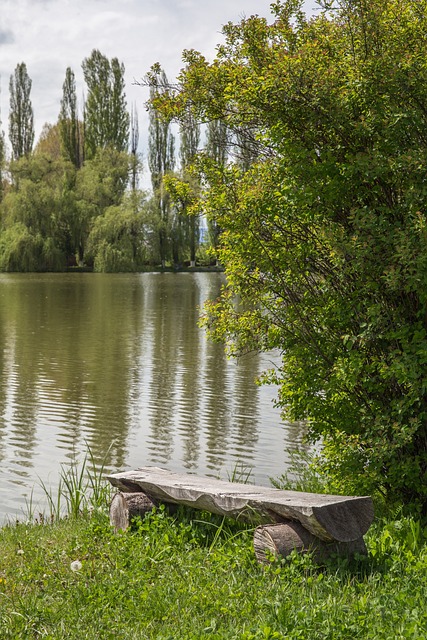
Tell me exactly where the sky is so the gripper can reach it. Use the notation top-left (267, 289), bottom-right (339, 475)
top-left (0, 0), bottom-right (316, 180)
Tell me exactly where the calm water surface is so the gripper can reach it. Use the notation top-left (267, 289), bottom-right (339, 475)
top-left (0, 272), bottom-right (304, 522)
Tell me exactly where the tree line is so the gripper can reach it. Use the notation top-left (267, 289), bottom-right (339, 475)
top-left (0, 50), bottom-right (243, 272)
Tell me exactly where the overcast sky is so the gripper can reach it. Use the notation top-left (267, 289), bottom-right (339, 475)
top-left (0, 0), bottom-right (316, 176)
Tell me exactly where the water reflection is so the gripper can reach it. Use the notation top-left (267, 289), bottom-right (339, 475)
top-left (0, 272), bottom-right (305, 521)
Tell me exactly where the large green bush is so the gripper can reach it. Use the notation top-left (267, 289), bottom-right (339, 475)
top-left (151, 0), bottom-right (427, 510)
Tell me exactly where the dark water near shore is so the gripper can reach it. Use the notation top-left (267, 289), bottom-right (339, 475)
top-left (0, 272), bottom-right (304, 522)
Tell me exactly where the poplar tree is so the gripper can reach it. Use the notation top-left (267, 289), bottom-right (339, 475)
top-left (234, 127), bottom-right (260, 171)
top-left (0, 130), bottom-right (5, 202)
top-left (179, 108), bottom-right (200, 266)
top-left (59, 67), bottom-right (82, 168)
top-left (9, 62), bottom-right (34, 160)
top-left (0, 100), bottom-right (5, 201)
top-left (129, 103), bottom-right (140, 192)
top-left (205, 118), bottom-right (228, 251)
top-left (206, 119), bottom-right (228, 166)
top-left (148, 69), bottom-right (175, 267)
top-left (82, 49), bottom-right (129, 159)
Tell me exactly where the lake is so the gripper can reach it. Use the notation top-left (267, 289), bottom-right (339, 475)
top-left (0, 272), bottom-right (305, 522)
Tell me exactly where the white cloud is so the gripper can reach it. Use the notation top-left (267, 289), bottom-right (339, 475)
top-left (0, 0), bottom-right (316, 185)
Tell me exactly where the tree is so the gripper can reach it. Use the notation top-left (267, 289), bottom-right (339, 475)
top-left (148, 68), bottom-right (175, 267)
top-left (86, 192), bottom-right (150, 272)
top-left (234, 126), bottom-right (260, 172)
top-left (0, 154), bottom-right (74, 270)
top-left (205, 118), bottom-right (229, 253)
top-left (163, 171), bottom-right (199, 267)
top-left (74, 148), bottom-right (130, 265)
top-left (0, 102), bottom-right (5, 202)
top-left (82, 49), bottom-right (130, 159)
top-left (59, 67), bottom-right (82, 168)
top-left (129, 103), bottom-right (140, 192)
top-left (206, 119), bottom-right (228, 166)
top-left (35, 123), bottom-right (62, 160)
top-left (9, 62), bottom-right (34, 160)
top-left (179, 107), bottom-right (201, 266)
top-left (0, 222), bottom-right (46, 272)
top-left (150, 0), bottom-right (427, 511)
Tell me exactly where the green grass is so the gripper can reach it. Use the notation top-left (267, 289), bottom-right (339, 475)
top-left (1, 453), bottom-right (427, 638)
top-left (1, 504), bottom-right (427, 639)
top-left (35, 444), bottom-right (112, 522)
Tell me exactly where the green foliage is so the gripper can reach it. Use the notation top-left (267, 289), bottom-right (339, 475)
top-left (59, 67), bottom-right (82, 168)
top-left (205, 118), bottom-right (228, 252)
top-left (129, 102), bottom-right (141, 191)
top-left (0, 126), bottom-right (5, 203)
top-left (271, 449), bottom-right (330, 496)
top-left (86, 193), bottom-right (150, 272)
top-left (163, 171), bottom-right (201, 266)
top-left (82, 49), bottom-right (130, 159)
top-left (151, 0), bottom-right (427, 510)
top-left (368, 515), bottom-right (427, 563)
top-left (0, 154), bottom-right (76, 270)
top-left (75, 147), bottom-right (130, 215)
top-left (177, 107), bottom-right (201, 264)
top-left (0, 148), bottom-right (135, 271)
top-left (1, 54), bottom-right (224, 272)
top-left (148, 68), bottom-right (176, 267)
top-left (36, 444), bottom-right (112, 521)
top-left (9, 62), bottom-right (34, 160)
top-left (72, 147), bottom-right (130, 264)
top-left (0, 223), bottom-right (44, 272)
top-left (2, 498), bottom-right (427, 638)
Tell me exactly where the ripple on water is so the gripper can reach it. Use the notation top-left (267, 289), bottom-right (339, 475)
top-left (0, 273), bottom-right (308, 522)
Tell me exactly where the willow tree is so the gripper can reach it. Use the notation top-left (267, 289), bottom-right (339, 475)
top-left (82, 49), bottom-right (130, 159)
top-left (9, 62), bottom-right (34, 160)
top-left (149, 0), bottom-right (427, 512)
top-left (148, 68), bottom-right (175, 267)
top-left (73, 147), bottom-right (130, 265)
top-left (0, 153), bottom-right (73, 271)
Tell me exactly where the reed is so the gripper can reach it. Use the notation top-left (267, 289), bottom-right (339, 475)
top-left (35, 443), bottom-right (112, 521)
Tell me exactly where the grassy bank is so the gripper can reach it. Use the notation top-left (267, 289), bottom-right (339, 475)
top-left (1, 500), bottom-right (427, 639)
top-left (1, 454), bottom-right (427, 638)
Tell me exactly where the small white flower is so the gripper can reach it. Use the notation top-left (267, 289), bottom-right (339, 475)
top-left (17, 549), bottom-right (24, 555)
top-left (70, 560), bottom-right (82, 572)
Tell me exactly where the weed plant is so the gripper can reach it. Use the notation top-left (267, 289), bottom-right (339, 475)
top-left (1, 454), bottom-right (427, 638)
top-left (32, 444), bottom-right (112, 522)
